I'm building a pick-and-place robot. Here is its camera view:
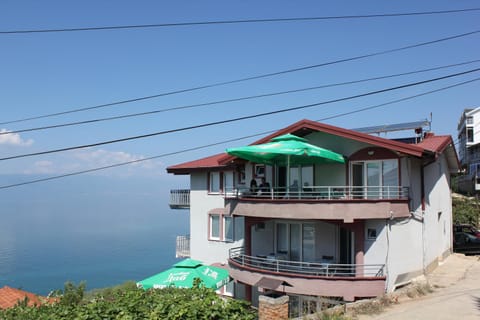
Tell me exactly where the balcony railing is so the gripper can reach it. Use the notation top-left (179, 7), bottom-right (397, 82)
top-left (176, 235), bottom-right (190, 258)
top-left (225, 185), bottom-right (408, 201)
top-left (229, 247), bottom-right (385, 278)
top-left (169, 189), bottom-right (190, 209)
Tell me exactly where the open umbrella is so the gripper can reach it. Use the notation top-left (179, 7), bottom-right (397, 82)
top-left (226, 133), bottom-right (345, 192)
top-left (137, 259), bottom-right (229, 290)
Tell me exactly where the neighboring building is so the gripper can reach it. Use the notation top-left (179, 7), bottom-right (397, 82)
top-left (167, 119), bottom-right (458, 317)
top-left (457, 107), bottom-right (480, 193)
top-left (0, 286), bottom-right (55, 309)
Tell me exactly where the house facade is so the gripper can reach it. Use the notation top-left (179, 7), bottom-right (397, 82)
top-left (167, 119), bottom-right (458, 314)
top-left (457, 107), bottom-right (480, 193)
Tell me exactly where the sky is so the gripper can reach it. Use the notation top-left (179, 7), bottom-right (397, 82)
top-left (1, 0), bottom-right (479, 188)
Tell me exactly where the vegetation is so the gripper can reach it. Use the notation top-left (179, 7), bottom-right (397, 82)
top-left (0, 281), bottom-right (256, 320)
top-left (452, 196), bottom-right (480, 226)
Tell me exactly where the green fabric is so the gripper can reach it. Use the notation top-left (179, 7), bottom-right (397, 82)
top-left (137, 259), bottom-right (229, 290)
top-left (226, 133), bottom-right (345, 166)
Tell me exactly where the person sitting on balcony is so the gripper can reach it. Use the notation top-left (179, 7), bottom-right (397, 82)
top-left (249, 179), bottom-right (258, 195)
top-left (290, 180), bottom-right (299, 193)
top-left (259, 177), bottom-right (271, 196)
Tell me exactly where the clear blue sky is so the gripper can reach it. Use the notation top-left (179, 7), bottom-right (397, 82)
top-left (0, 0), bottom-right (479, 185)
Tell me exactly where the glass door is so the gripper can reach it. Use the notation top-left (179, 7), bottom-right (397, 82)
top-left (275, 222), bottom-right (303, 261)
top-left (366, 162), bottom-right (381, 199)
top-left (352, 163), bottom-right (364, 199)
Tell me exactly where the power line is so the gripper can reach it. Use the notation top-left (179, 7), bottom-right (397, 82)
top-left (3, 59), bottom-right (480, 136)
top-left (1, 8), bottom-right (479, 34)
top-left (2, 29), bottom-right (479, 126)
top-left (1, 67), bottom-right (479, 162)
top-left (1, 76), bottom-right (477, 190)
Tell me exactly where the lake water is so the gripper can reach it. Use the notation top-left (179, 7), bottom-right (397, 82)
top-left (0, 175), bottom-right (189, 295)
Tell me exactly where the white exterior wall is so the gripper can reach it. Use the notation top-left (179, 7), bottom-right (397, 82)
top-left (363, 156), bottom-right (453, 291)
top-left (423, 153), bottom-right (453, 268)
top-left (189, 172), bottom-right (244, 265)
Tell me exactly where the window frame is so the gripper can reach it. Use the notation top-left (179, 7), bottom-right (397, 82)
top-left (208, 213), bottom-right (234, 242)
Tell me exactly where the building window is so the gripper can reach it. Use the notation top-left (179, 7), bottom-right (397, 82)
top-left (210, 214), bottom-right (220, 240)
top-left (209, 214), bottom-right (234, 242)
top-left (367, 228), bottom-right (377, 240)
top-left (224, 216), bottom-right (233, 241)
top-left (254, 164), bottom-right (265, 178)
top-left (209, 172), bottom-right (221, 193)
top-left (467, 127), bottom-right (474, 143)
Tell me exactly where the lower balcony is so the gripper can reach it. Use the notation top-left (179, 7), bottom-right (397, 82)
top-left (228, 247), bottom-right (386, 301)
top-left (175, 235), bottom-right (190, 258)
top-left (169, 189), bottom-right (190, 209)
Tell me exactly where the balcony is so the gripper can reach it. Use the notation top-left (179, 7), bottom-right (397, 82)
top-left (224, 185), bottom-right (411, 222)
top-left (228, 247), bottom-right (386, 301)
top-left (169, 189), bottom-right (190, 209)
top-left (175, 235), bottom-right (190, 258)
top-left (226, 185), bottom-right (409, 201)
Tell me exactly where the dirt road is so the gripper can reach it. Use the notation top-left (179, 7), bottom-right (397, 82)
top-left (358, 254), bottom-right (480, 320)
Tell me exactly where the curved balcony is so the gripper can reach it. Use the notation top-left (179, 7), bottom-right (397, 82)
top-left (228, 247), bottom-right (386, 301)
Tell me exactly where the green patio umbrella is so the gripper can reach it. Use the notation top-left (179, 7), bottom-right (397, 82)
top-left (137, 259), bottom-right (229, 290)
top-left (226, 133), bottom-right (345, 192)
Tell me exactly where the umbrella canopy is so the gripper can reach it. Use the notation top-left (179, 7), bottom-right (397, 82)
top-left (226, 133), bottom-right (345, 166)
top-left (137, 259), bottom-right (229, 290)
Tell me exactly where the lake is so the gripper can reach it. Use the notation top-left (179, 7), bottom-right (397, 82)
top-left (0, 175), bottom-right (189, 295)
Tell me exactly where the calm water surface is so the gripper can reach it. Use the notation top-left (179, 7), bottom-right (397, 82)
top-left (0, 175), bottom-right (189, 295)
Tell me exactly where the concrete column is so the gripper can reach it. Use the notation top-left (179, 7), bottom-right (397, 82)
top-left (354, 220), bottom-right (365, 277)
top-left (258, 295), bottom-right (289, 320)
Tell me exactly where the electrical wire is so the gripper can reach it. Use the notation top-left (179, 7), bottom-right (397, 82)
top-left (3, 59), bottom-right (480, 136)
top-left (2, 29), bottom-right (479, 126)
top-left (1, 76), bottom-right (478, 190)
top-left (1, 67), bottom-right (479, 162)
top-left (1, 8), bottom-right (479, 34)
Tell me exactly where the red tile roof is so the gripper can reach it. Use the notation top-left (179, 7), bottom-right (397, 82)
top-left (166, 119), bottom-right (458, 173)
top-left (0, 286), bottom-right (45, 309)
top-left (416, 133), bottom-right (452, 153)
top-left (167, 153), bottom-right (232, 174)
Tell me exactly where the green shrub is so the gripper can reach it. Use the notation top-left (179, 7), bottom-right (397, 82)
top-left (0, 282), bottom-right (256, 320)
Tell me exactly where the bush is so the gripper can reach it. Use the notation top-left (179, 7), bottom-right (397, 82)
top-left (0, 282), bottom-right (256, 320)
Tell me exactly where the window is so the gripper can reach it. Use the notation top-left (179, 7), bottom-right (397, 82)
top-left (367, 228), bottom-right (377, 240)
top-left (223, 172), bottom-right (234, 194)
top-left (209, 214), bottom-right (234, 242)
top-left (467, 127), bottom-right (474, 143)
top-left (210, 215), bottom-right (220, 240)
top-left (254, 164), bottom-right (265, 178)
top-left (209, 172), bottom-right (220, 193)
top-left (350, 159), bottom-right (399, 199)
top-left (224, 216), bottom-right (233, 241)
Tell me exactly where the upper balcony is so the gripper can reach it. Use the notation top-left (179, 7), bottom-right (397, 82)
top-left (169, 189), bottom-right (190, 209)
top-left (224, 185), bottom-right (411, 222)
top-left (225, 185), bottom-right (409, 201)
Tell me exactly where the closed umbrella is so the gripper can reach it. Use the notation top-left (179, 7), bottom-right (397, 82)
top-left (226, 133), bottom-right (345, 192)
top-left (137, 259), bottom-right (229, 290)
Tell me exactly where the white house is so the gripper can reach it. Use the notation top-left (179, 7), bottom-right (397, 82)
top-left (457, 107), bottom-right (480, 193)
top-left (167, 119), bottom-right (459, 315)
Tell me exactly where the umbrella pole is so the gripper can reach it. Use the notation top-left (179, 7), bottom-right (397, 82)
top-left (286, 155), bottom-right (290, 197)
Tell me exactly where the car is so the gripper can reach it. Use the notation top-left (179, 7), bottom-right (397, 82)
top-left (453, 231), bottom-right (480, 255)
top-left (453, 224), bottom-right (480, 238)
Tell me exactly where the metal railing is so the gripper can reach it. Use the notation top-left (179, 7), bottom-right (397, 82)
top-left (229, 247), bottom-right (384, 278)
top-left (169, 189), bottom-right (190, 209)
top-left (176, 235), bottom-right (190, 258)
top-left (225, 185), bottom-right (408, 201)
